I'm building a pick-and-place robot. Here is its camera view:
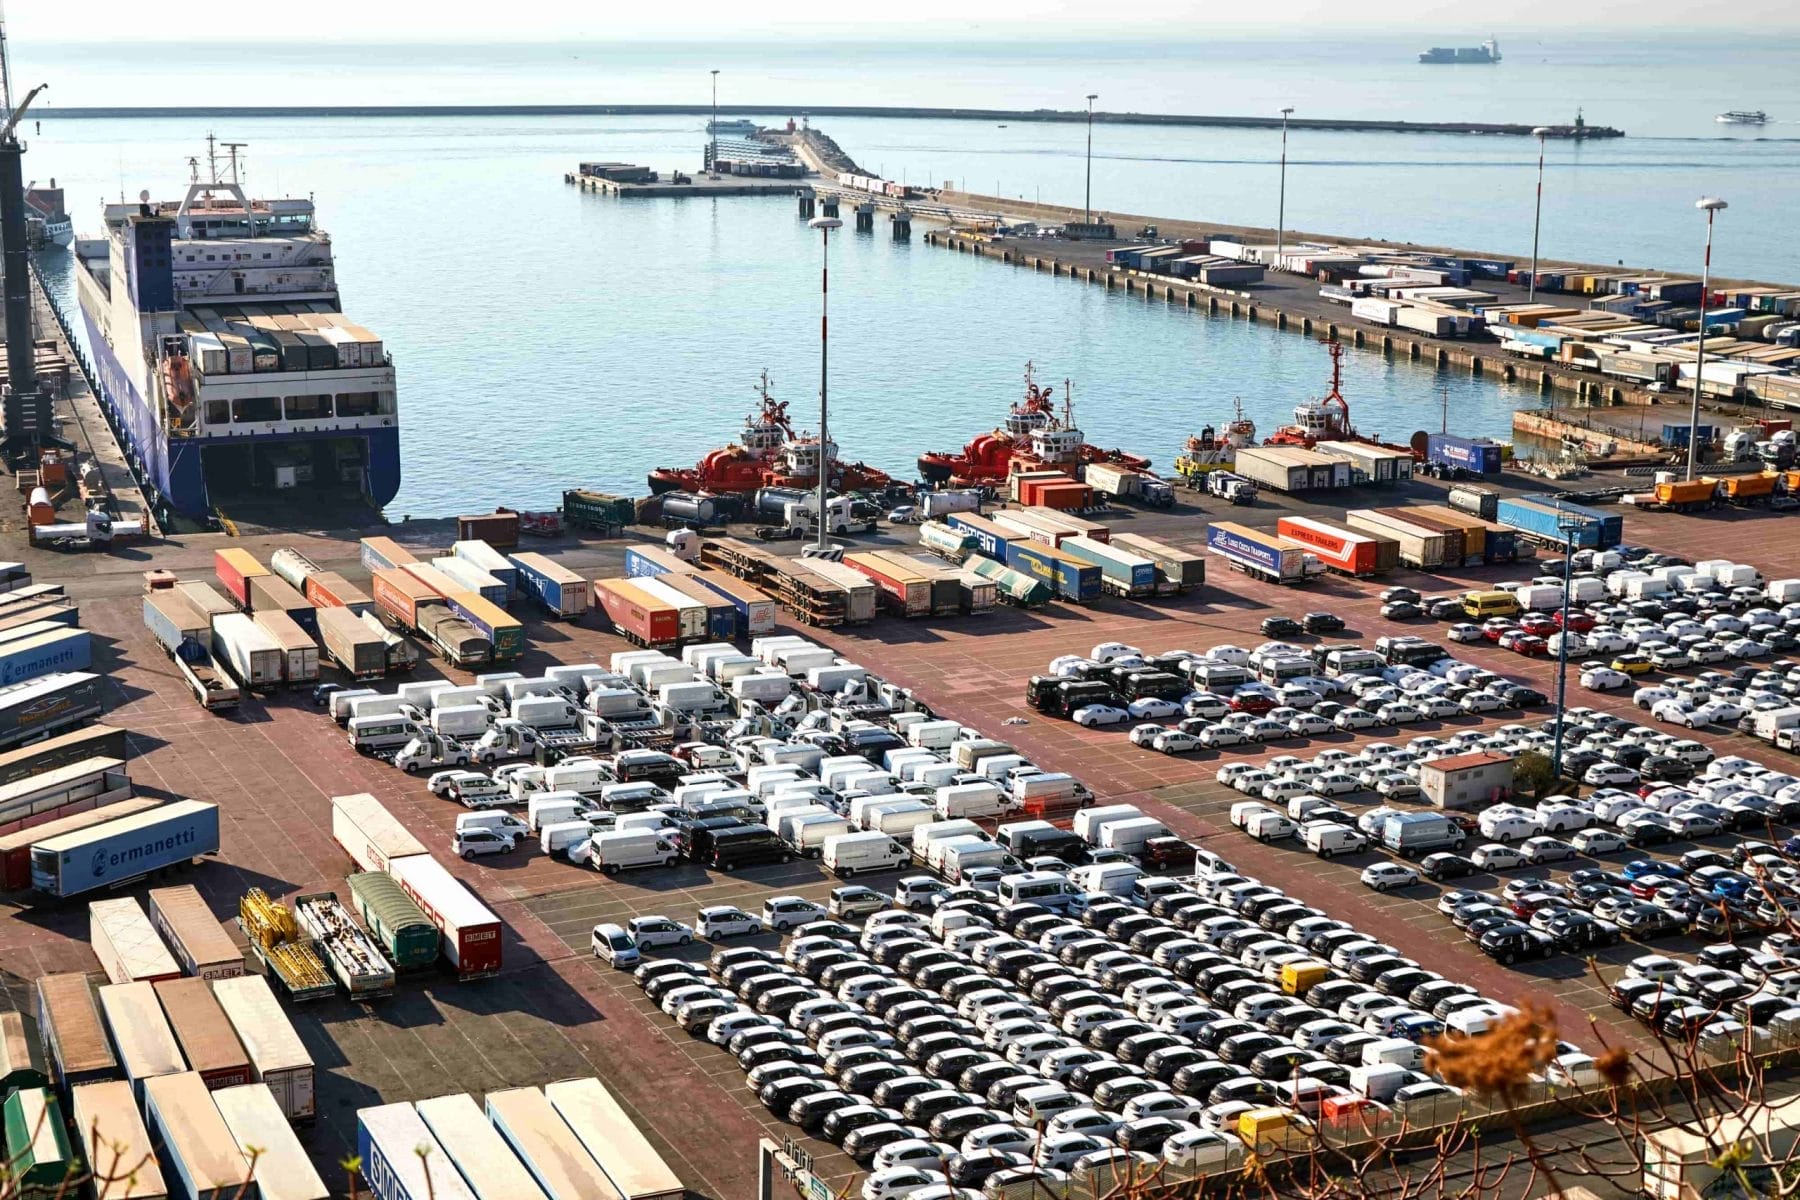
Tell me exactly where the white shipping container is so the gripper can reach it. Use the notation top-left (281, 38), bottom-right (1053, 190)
top-left (210, 975), bottom-right (315, 1122)
top-left (331, 793), bottom-right (427, 874)
top-left (357, 1102), bottom-right (480, 1200)
top-left (96, 982), bottom-right (186, 1100)
top-left (142, 1072), bottom-right (253, 1200)
top-left (387, 853), bottom-right (502, 979)
top-left (486, 1086), bottom-right (616, 1200)
top-left (212, 1083), bottom-right (330, 1200)
top-left (70, 1080), bottom-right (167, 1199)
top-left (415, 1092), bottom-right (552, 1200)
top-left (90, 897), bottom-right (181, 986)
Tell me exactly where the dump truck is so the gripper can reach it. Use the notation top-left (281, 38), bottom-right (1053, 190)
top-left (1646, 477), bottom-right (1719, 512)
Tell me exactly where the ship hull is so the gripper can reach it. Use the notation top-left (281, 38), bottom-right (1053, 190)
top-left (80, 309), bottom-right (401, 519)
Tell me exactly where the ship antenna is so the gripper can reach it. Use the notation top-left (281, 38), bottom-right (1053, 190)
top-left (1063, 379), bottom-right (1074, 429)
top-left (206, 132), bottom-right (218, 184)
top-left (222, 141), bottom-right (247, 185)
top-left (0, 0), bottom-right (14, 123)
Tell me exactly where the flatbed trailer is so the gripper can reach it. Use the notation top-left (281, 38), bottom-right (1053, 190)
top-left (294, 891), bottom-right (396, 998)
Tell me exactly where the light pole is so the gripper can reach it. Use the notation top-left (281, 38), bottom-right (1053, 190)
top-left (1084, 94), bottom-right (1098, 225)
top-left (709, 70), bottom-right (720, 177)
top-left (1528, 126), bottom-right (1550, 303)
top-left (1687, 197), bottom-right (1728, 482)
top-left (1550, 508), bottom-right (1594, 787)
top-left (807, 215), bottom-right (842, 557)
top-left (1276, 107), bottom-right (1294, 261)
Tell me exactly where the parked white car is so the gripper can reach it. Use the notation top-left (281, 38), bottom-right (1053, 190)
top-left (1073, 705), bottom-right (1130, 728)
top-left (1360, 864), bottom-right (1421, 892)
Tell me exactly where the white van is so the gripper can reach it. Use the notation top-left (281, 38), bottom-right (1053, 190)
top-left (1068, 862), bottom-right (1144, 897)
top-left (1349, 1062), bottom-right (1407, 1103)
top-left (528, 792), bottom-right (593, 833)
top-left (912, 819), bottom-right (983, 859)
top-left (935, 782), bottom-right (1008, 820)
top-left (997, 872), bottom-right (1086, 912)
top-left (927, 834), bottom-right (992, 874)
top-left (589, 830), bottom-right (678, 874)
top-left (1304, 823), bottom-right (1367, 858)
top-left (456, 811), bottom-right (529, 840)
top-left (940, 840), bottom-right (1015, 882)
top-left (1360, 1037), bottom-right (1426, 1071)
top-left (1098, 817), bottom-right (1170, 856)
top-left (1073, 804), bottom-right (1144, 845)
top-left (330, 688), bottom-right (379, 723)
top-left (541, 820), bottom-right (597, 858)
top-left (789, 814), bottom-right (855, 859)
top-left (823, 831), bottom-right (908, 878)
top-left (1445, 1003), bottom-right (1514, 1039)
top-left (907, 720), bottom-right (962, 751)
top-left (348, 714), bottom-right (422, 752)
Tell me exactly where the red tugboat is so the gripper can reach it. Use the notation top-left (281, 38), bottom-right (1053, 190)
top-left (648, 373), bottom-right (895, 497)
top-left (917, 363), bottom-right (1151, 487)
top-left (1263, 339), bottom-right (1415, 455)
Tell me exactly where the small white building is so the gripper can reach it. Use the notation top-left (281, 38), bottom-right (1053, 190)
top-left (1420, 751), bottom-right (1514, 810)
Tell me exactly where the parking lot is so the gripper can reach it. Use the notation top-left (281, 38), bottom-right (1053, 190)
top-left (9, 479), bottom-right (1800, 1197)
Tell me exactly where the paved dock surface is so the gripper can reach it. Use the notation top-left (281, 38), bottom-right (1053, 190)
top-left (5, 471), bottom-right (1800, 1195)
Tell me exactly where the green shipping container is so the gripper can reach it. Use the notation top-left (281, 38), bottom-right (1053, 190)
top-left (347, 872), bottom-right (440, 970)
top-left (3, 1087), bottom-right (74, 1196)
top-left (562, 489), bottom-right (635, 530)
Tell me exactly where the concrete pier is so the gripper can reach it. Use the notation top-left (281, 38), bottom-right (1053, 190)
top-left (922, 227), bottom-right (1662, 410)
top-left (59, 103), bottom-right (1626, 139)
top-left (565, 172), bottom-right (807, 199)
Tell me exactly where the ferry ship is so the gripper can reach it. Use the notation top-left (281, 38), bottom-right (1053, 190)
top-left (72, 147), bottom-right (399, 521)
top-left (1418, 39), bottom-right (1500, 64)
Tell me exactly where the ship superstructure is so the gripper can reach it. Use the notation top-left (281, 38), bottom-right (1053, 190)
top-left (917, 364), bottom-right (1150, 487)
top-left (72, 143), bottom-right (399, 520)
top-left (1419, 39), bottom-right (1501, 63)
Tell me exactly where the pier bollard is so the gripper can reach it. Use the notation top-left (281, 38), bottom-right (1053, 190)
top-left (855, 202), bottom-right (874, 232)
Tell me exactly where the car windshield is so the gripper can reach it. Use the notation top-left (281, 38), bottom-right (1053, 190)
top-left (608, 933), bottom-right (633, 949)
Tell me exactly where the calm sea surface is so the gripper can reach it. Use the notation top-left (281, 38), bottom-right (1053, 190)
top-left (24, 37), bottom-right (1798, 515)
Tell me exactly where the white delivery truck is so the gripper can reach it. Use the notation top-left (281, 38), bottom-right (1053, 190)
top-left (528, 792), bottom-right (592, 833)
top-left (913, 820), bottom-right (986, 864)
top-left (868, 801), bottom-right (937, 840)
top-left (431, 704), bottom-right (492, 739)
top-left (589, 830), bottom-right (678, 874)
top-left (1098, 816), bottom-right (1171, 856)
top-left (787, 813), bottom-right (854, 859)
top-left (1073, 803), bottom-right (1145, 844)
top-left (927, 833), bottom-right (992, 874)
top-left (935, 781), bottom-right (1008, 819)
top-left (823, 831), bottom-right (908, 877)
top-left (907, 720), bottom-right (963, 751)
top-left (940, 839), bottom-right (1014, 881)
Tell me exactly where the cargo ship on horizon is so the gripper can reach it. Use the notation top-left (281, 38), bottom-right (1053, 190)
top-left (73, 141), bottom-right (400, 523)
top-left (1419, 39), bottom-right (1500, 64)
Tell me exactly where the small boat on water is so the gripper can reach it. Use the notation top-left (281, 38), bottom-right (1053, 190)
top-left (1174, 400), bottom-right (1256, 482)
top-left (647, 372), bottom-right (894, 498)
top-left (1262, 340), bottom-right (1415, 457)
top-left (1716, 110), bottom-right (1769, 125)
top-left (916, 363), bottom-right (1150, 487)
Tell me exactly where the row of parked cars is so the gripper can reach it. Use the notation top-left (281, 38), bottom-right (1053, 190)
top-left (1046, 636), bottom-right (1549, 755)
top-left (1609, 937), bottom-right (1800, 1044)
top-left (628, 846), bottom-right (1597, 1200)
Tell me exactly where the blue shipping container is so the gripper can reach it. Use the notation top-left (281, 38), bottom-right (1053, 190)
top-left (31, 800), bottom-right (220, 897)
top-left (946, 514), bottom-right (1015, 562)
top-left (1425, 434), bottom-right (1502, 475)
top-left (507, 553), bottom-right (588, 618)
top-left (1660, 423), bottom-right (1715, 448)
top-left (1494, 496), bottom-right (1623, 549)
top-left (357, 1104), bottom-right (473, 1200)
top-left (1482, 527), bottom-right (1519, 563)
top-left (622, 547), bottom-right (677, 580)
top-left (1003, 542), bottom-right (1099, 603)
top-left (0, 629), bottom-right (90, 687)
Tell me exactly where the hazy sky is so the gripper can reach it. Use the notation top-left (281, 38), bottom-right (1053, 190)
top-left (13, 0), bottom-right (1797, 39)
